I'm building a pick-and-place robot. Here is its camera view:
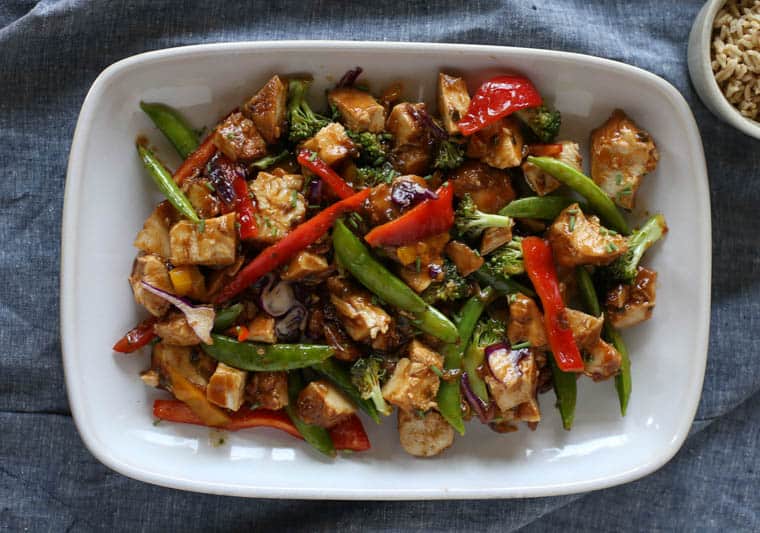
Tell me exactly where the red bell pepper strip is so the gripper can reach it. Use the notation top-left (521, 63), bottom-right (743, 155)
top-left (521, 237), bottom-right (584, 372)
top-left (216, 188), bottom-right (372, 303)
top-left (528, 143), bottom-right (563, 157)
top-left (297, 148), bottom-right (355, 199)
top-left (231, 175), bottom-right (258, 239)
top-left (364, 184), bottom-right (454, 247)
top-left (173, 134), bottom-right (217, 185)
top-left (112, 317), bottom-right (157, 353)
top-left (153, 400), bottom-right (371, 451)
top-left (457, 76), bottom-right (543, 136)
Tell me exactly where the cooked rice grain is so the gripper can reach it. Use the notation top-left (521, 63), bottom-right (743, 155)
top-left (711, 0), bottom-right (760, 121)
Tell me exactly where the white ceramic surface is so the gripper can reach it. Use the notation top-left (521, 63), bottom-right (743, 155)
top-left (62, 41), bottom-right (711, 499)
top-left (688, 0), bottom-right (760, 139)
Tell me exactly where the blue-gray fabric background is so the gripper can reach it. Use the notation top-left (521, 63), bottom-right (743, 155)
top-left (1, 0), bottom-right (758, 531)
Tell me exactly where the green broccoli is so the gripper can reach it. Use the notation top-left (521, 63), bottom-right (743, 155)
top-left (454, 194), bottom-right (513, 240)
top-left (602, 214), bottom-right (667, 284)
top-left (515, 104), bottom-right (562, 143)
top-left (422, 260), bottom-right (471, 304)
top-left (472, 317), bottom-right (506, 350)
top-left (350, 355), bottom-right (392, 416)
top-left (434, 138), bottom-right (465, 170)
top-left (287, 79), bottom-right (330, 143)
top-left (485, 237), bottom-right (524, 276)
top-left (356, 161), bottom-right (398, 187)
top-left (249, 149), bottom-right (290, 170)
top-left (348, 130), bottom-right (388, 166)
top-left (462, 317), bottom-right (506, 402)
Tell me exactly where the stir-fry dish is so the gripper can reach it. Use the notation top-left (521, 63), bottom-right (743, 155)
top-left (116, 67), bottom-right (667, 457)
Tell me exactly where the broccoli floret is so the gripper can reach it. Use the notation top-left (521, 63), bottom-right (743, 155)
top-left (434, 138), bottom-right (465, 170)
top-left (472, 317), bottom-right (506, 349)
top-left (287, 79), bottom-right (330, 143)
top-left (249, 149), bottom-right (290, 170)
top-left (350, 355), bottom-right (392, 416)
top-left (454, 194), bottom-right (513, 240)
top-left (348, 130), bottom-right (388, 166)
top-left (485, 237), bottom-right (524, 276)
top-left (602, 214), bottom-right (667, 284)
top-left (356, 161), bottom-right (398, 187)
top-left (515, 105), bottom-right (562, 143)
top-left (422, 260), bottom-right (470, 304)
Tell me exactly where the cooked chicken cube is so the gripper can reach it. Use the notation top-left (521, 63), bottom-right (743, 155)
top-left (246, 371), bottom-right (289, 410)
top-left (397, 409), bottom-right (454, 457)
top-left (565, 308), bottom-right (604, 350)
top-left (480, 226), bottom-right (514, 256)
top-left (515, 397), bottom-right (541, 423)
top-left (466, 117), bottom-right (524, 169)
top-left (302, 122), bottom-right (355, 166)
top-left (408, 339), bottom-right (444, 368)
top-left (437, 73), bottom-right (471, 135)
top-left (398, 265), bottom-right (435, 293)
top-left (169, 213), bottom-right (237, 267)
top-left (206, 362), bottom-right (247, 411)
top-left (507, 293), bottom-right (547, 349)
top-left (134, 202), bottom-right (174, 258)
top-left (445, 240), bottom-right (483, 277)
top-left (129, 254), bottom-right (173, 317)
top-left (280, 250), bottom-right (330, 282)
top-left (590, 109), bottom-right (659, 209)
top-left (547, 204), bottom-right (628, 268)
top-left (605, 267), bottom-right (657, 329)
top-left (250, 171), bottom-right (306, 244)
top-left (327, 87), bottom-right (386, 133)
top-left (485, 348), bottom-right (539, 413)
top-left (584, 339), bottom-right (622, 381)
top-left (242, 75), bottom-right (288, 144)
top-left (318, 304), bottom-right (363, 362)
top-left (521, 141), bottom-right (582, 196)
top-left (212, 112), bottom-right (267, 162)
top-left (152, 342), bottom-right (216, 389)
top-left (327, 277), bottom-right (391, 343)
top-left (183, 179), bottom-right (221, 219)
top-left (296, 379), bottom-right (356, 428)
top-left (450, 160), bottom-right (516, 213)
top-left (248, 314), bottom-right (277, 344)
top-left (381, 357), bottom-right (441, 412)
top-left (387, 103), bottom-right (433, 175)
top-left (153, 312), bottom-right (201, 346)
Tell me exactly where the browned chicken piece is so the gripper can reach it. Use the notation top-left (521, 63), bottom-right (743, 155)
top-left (280, 250), bottom-right (330, 282)
top-left (301, 122), bottom-right (355, 166)
top-left (445, 240), bottom-right (483, 277)
top-left (170, 213), bottom-right (238, 267)
top-left (152, 342), bottom-right (216, 390)
top-left (485, 348), bottom-right (539, 416)
top-left (606, 267), bottom-right (658, 329)
top-left (515, 397), bottom-right (541, 423)
top-left (206, 362), bottom-right (248, 411)
top-left (386, 102), bottom-right (433, 175)
top-left (382, 340), bottom-right (443, 412)
top-left (466, 117), bottom-right (524, 169)
top-left (590, 109), bottom-right (659, 209)
top-left (363, 183), bottom-right (402, 226)
top-left (153, 312), bottom-right (201, 346)
top-left (480, 226), bottom-right (514, 256)
top-left (394, 232), bottom-right (450, 267)
top-left (250, 171), bottom-right (306, 244)
top-left (507, 293), bottom-right (548, 349)
top-left (521, 141), bottom-right (582, 196)
top-left (408, 339), bottom-right (444, 367)
top-left (296, 379), bottom-right (356, 428)
top-left (242, 75), bottom-right (288, 144)
top-left (437, 73), bottom-right (470, 135)
top-left (327, 277), bottom-right (391, 344)
top-left (129, 254), bottom-right (173, 317)
top-left (317, 304), bottom-right (363, 362)
top-left (328, 87), bottom-right (386, 133)
top-left (547, 204), bottom-right (628, 268)
top-left (212, 112), bottom-right (267, 162)
top-left (204, 256), bottom-right (245, 301)
top-left (248, 314), bottom-right (277, 344)
top-left (565, 308), bottom-right (604, 350)
top-left (182, 178), bottom-right (221, 219)
top-left (450, 160), bottom-right (516, 213)
top-left (370, 321), bottom-right (401, 352)
top-left (134, 202), bottom-right (175, 259)
top-left (584, 339), bottom-right (622, 381)
top-left (246, 371), bottom-right (289, 410)
top-left (397, 409), bottom-right (454, 457)
top-left (398, 266), bottom-right (435, 294)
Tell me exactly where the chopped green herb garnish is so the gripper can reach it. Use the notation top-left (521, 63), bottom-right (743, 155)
top-left (415, 256), bottom-right (421, 273)
top-left (430, 365), bottom-right (444, 378)
top-left (511, 341), bottom-right (531, 350)
top-left (568, 214), bottom-right (576, 232)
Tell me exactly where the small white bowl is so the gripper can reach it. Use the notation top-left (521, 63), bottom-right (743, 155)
top-left (688, 0), bottom-right (760, 139)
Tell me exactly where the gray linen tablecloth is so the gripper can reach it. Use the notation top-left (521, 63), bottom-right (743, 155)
top-left (1, 0), bottom-right (758, 531)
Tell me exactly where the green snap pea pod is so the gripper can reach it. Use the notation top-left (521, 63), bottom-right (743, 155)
top-left (202, 334), bottom-right (334, 371)
top-left (473, 268), bottom-right (535, 298)
top-left (575, 267), bottom-right (631, 416)
top-left (462, 343), bottom-right (489, 404)
top-left (285, 371), bottom-right (336, 457)
top-left (314, 358), bottom-right (381, 424)
top-left (526, 156), bottom-right (630, 235)
top-left (437, 288), bottom-right (494, 435)
top-left (137, 144), bottom-right (201, 224)
top-left (498, 196), bottom-right (588, 220)
top-left (140, 102), bottom-right (199, 159)
top-left (332, 220), bottom-right (459, 344)
top-left (549, 354), bottom-right (577, 430)
top-left (212, 303), bottom-right (244, 331)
